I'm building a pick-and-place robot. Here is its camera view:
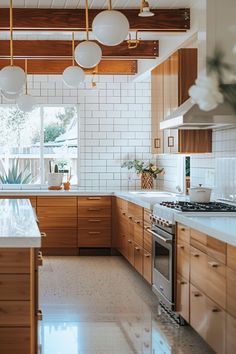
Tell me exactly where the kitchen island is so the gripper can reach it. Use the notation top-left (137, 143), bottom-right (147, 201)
top-left (0, 199), bottom-right (41, 354)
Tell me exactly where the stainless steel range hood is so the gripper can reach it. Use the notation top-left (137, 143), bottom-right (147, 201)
top-left (160, 99), bottom-right (236, 130)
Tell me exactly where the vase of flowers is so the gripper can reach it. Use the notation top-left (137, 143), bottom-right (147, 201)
top-left (121, 159), bottom-right (164, 189)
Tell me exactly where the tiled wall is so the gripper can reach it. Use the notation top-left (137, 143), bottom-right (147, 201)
top-left (0, 74), bottom-right (156, 190)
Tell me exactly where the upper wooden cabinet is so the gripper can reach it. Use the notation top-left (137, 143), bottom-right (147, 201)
top-left (151, 48), bottom-right (212, 154)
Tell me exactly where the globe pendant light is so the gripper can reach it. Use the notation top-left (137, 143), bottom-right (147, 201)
top-left (74, 0), bottom-right (102, 69)
top-left (17, 60), bottom-right (36, 113)
top-left (62, 32), bottom-right (85, 88)
top-left (92, 0), bottom-right (129, 46)
top-left (0, 0), bottom-right (25, 95)
top-left (1, 89), bottom-right (22, 101)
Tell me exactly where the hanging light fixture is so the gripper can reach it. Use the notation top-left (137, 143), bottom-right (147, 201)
top-left (17, 60), bottom-right (36, 112)
top-left (0, 0), bottom-right (25, 94)
top-left (138, 0), bottom-right (154, 17)
top-left (1, 90), bottom-right (22, 101)
top-left (75, 0), bottom-right (102, 69)
top-left (62, 32), bottom-right (85, 88)
top-left (92, 0), bottom-right (129, 46)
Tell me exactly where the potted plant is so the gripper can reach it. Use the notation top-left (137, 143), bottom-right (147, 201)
top-left (47, 162), bottom-right (64, 190)
top-left (121, 159), bottom-right (164, 189)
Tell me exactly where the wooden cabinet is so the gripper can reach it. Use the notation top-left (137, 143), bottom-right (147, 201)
top-left (78, 196), bottom-right (112, 248)
top-left (226, 244), bottom-right (236, 354)
top-left (177, 242), bottom-right (190, 280)
top-left (151, 48), bottom-right (212, 154)
top-left (176, 274), bottom-right (189, 322)
top-left (177, 223), bottom-right (190, 244)
top-left (226, 313), bottom-right (236, 354)
top-left (190, 246), bottom-right (207, 292)
top-left (0, 248), bottom-right (39, 354)
top-left (134, 242), bottom-right (143, 275)
top-left (143, 252), bottom-right (152, 284)
top-left (190, 284), bottom-right (225, 354)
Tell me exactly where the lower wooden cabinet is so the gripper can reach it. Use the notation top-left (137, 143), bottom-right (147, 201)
top-left (226, 313), bottom-right (236, 354)
top-left (127, 238), bottom-right (135, 266)
top-left (143, 252), bottom-right (152, 284)
top-left (41, 229), bottom-right (77, 249)
top-left (176, 274), bottom-right (189, 322)
top-left (0, 327), bottom-right (31, 354)
top-left (176, 241), bottom-right (190, 280)
top-left (134, 243), bottom-right (143, 275)
top-left (190, 285), bottom-right (226, 354)
top-left (78, 229), bottom-right (111, 247)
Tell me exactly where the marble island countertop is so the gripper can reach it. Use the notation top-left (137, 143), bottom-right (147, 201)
top-left (0, 199), bottom-right (41, 248)
top-left (175, 213), bottom-right (236, 247)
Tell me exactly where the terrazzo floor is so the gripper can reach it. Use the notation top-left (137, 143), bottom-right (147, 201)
top-left (39, 256), bottom-right (214, 354)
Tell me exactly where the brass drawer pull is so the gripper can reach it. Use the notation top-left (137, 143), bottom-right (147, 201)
top-left (144, 226), bottom-right (150, 231)
top-left (122, 212), bottom-right (126, 216)
top-left (88, 219), bottom-right (101, 223)
top-left (178, 245), bottom-right (185, 249)
top-left (128, 239), bottom-right (132, 243)
top-left (181, 228), bottom-right (186, 232)
top-left (87, 197), bottom-right (101, 200)
top-left (135, 220), bottom-right (141, 225)
top-left (88, 208), bottom-right (102, 211)
top-left (191, 252), bottom-right (199, 257)
top-left (212, 307), bottom-right (221, 313)
top-left (208, 261), bottom-right (219, 268)
top-left (144, 253), bottom-right (150, 258)
top-left (37, 310), bottom-right (43, 321)
top-left (180, 281), bottom-right (187, 285)
top-left (135, 247), bottom-right (140, 251)
top-left (40, 232), bottom-right (47, 237)
top-left (193, 292), bottom-right (202, 297)
top-left (128, 216), bottom-right (133, 220)
top-left (88, 231), bottom-right (101, 235)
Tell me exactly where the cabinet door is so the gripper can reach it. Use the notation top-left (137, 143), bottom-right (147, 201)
top-left (0, 328), bottom-right (30, 354)
top-left (177, 241), bottom-right (190, 280)
top-left (227, 267), bottom-right (236, 318)
top-left (206, 255), bottom-right (226, 309)
top-left (190, 285), bottom-right (226, 354)
top-left (176, 274), bottom-right (189, 322)
top-left (127, 238), bottom-right (134, 266)
top-left (226, 313), bottom-right (236, 354)
top-left (41, 229), bottom-right (77, 249)
top-left (78, 229), bottom-right (111, 247)
top-left (143, 252), bottom-right (152, 284)
top-left (190, 246), bottom-right (207, 292)
top-left (134, 243), bottom-right (143, 275)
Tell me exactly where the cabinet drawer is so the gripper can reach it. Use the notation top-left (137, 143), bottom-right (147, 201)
top-left (0, 301), bottom-right (30, 326)
top-left (177, 223), bottom-right (190, 244)
top-left (177, 242), bottom-right (190, 280)
top-left (143, 228), bottom-right (152, 253)
top-left (0, 328), bottom-right (30, 354)
top-left (78, 196), bottom-right (111, 207)
top-left (78, 229), bottom-right (111, 247)
top-left (190, 284), bottom-right (225, 354)
top-left (207, 236), bottom-right (226, 265)
top-left (227, 244), bottom-right (236, 272)
top-left (226, 313), bottom-right (236, 354)
top-left (143, 252), bottom-right (152, 284)
top-left (134, 243), bottom-right (143, 275)
top-left (41, 229), bottom-right (77, 248)
top-left (190, 246), bottom-right (207, 292)
top-left (0, 275), bottom-right (30, 300)
top-left (144, 209), bottom-right (152, 224)
top-left (207, 256), bottom-right (226, 309)
top-left (78, 217), bottom-right (111, 230)
top-left (78, 206), bottom-right (111, 218)
top-left (37, 197), bottom-right (77, 207)
top-left (0, 249), bottom-right (31, 274)
top-left (38, 217), bottom-right (77, 229)
top-left (116, 197), bottom-right (128, 212)
top-left (134, 223), bottom-right (143, 247)
top-left (127, 238), bottom-right (134, 266)
top-left (227, 267), bottom-right (236, 318)
top-left (190, 228), bottom-right (207, 253)
top-left (128, 202), bottom-right (143, 221)
top-left (37, 206), bottom-right (77, 218)
top-left (176, 274), bottom-right (189, 322)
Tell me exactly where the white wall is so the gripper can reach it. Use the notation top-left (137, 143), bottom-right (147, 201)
top-left (0, 74), bottom-right (158, 190)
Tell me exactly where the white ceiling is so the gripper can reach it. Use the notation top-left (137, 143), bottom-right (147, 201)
top-left (1, 0), bottom-right (191, 9)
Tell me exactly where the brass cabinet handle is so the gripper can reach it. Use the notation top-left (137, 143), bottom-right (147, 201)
top-left (37, 310), bottom-right (43, 321)
top-left (154, 138), bottom-right (161, 149)
top-left (135, 247), bottom-right (140, 251)
top-left (144, 226), bottom-right (150, 231)
top-left (87, 197), bottom-right (101, 200)
top-left (180, 281), bottom-right (187, 285)
top-left (181, 228), bottom-right (186, 232)
top-left (178, 245), bottom-right (185, 249)
top-left (191, 252), bottom-right (199, 258)
top-left (128, 239), bottom-right (132, 243)
top-left (144, 253), bottom-right (150, 258)
top-left (212, 307), bottom-right (221, 313)
top-left (208, 261), bottom-right (219, 268)
top-left (168, 135), bottom-right (175, 148)
top-left (122, 212), bottom-right (126, 216)
top-left (88, 231), bottom-right (101, 235)
top-left (128, 216), bottom-right (133, 220)
top-left (88, 208), bottom-right (102, 211)
top-left (40, 232), bottom-right (47, 237)
top-left (88, 219), bottom-right (101, 223)
top-left (135, 220), bottom-right (141, 225)
top-left (193, 292), bottom-right (202, 297)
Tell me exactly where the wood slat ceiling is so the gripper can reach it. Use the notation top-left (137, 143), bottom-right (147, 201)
top-left (0, 0), bottom-right (191, 9)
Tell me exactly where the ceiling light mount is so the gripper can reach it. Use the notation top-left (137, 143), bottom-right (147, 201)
top-left (139, 0), bottom-right (155, 17)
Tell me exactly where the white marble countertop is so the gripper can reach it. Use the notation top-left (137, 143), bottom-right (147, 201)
top-left (0, 199), bottom-right (41, 248)
top-left (175, 213), bottom-right (236, 247)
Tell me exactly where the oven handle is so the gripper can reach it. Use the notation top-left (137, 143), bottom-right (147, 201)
top-left (146, 228), bottom-right (173, 244)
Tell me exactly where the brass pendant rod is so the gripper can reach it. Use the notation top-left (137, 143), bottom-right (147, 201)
top-left (85, 0), bottom-right (89, 41)
top-left (108, 0), bottom-right (112, 10)
top-left (25, 59), bottom-right (28, 94)
top-left (72, 32), bottom-right (75, 65)
top-left (10, 0), bottom-right (13, 65)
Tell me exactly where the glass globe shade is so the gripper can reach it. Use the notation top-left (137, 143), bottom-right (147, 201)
top-left (1, 89), bottom-right (21, 101)
top-left (17, 94), bottom-right (37, 113)
top-left (0, 66), bottom-right (26, 94)
top-left (92, 10), bottom-right (129, 46)
top-left (74, 41), bottom-right (102, 69)
top-left (62, 65), bottom-right (85, 88)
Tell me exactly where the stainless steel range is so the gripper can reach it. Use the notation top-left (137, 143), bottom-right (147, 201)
top-left (151, 200), bottom-right (236, 313)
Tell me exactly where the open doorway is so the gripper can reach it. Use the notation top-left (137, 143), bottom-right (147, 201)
top-left (185, 156), bottom-right (190, 194)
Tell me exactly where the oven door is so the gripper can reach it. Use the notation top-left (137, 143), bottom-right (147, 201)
top-left (151, 226), bottom-right (174, 308)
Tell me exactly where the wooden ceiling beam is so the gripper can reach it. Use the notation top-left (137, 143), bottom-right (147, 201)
top-left (0, 59), bottom-right (137, 75)
top-left (0, 40), bottom-right (159, 59)
top-left (0, 8), bottom-right (190, 31)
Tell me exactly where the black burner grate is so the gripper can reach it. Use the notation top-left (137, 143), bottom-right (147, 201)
top-left (160, 201), bottom-right (236, 212)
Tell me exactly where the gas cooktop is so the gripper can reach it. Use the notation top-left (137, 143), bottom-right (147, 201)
top-left (159, 201), bottom-right (236, 212)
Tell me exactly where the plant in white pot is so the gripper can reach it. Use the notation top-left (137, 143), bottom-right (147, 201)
top-left (47, 163), bottom-right (64, 190)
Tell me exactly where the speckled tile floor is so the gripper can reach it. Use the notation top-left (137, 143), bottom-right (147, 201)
top-left (39, 256), bottom-right (214, 354)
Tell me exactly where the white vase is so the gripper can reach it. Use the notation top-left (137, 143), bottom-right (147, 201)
top-left (47, 173), bottom-right (63, 187)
